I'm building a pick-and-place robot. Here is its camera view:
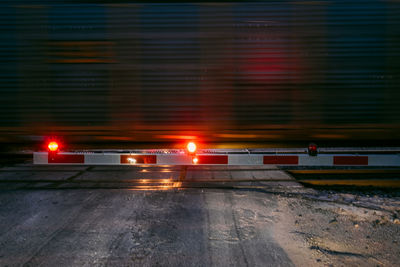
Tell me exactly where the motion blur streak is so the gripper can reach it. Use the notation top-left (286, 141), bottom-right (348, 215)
top-left (0, 1), bottom-right (399, 147)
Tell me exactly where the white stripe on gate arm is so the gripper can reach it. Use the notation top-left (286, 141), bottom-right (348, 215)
top-left (368, 155), bottom-right (400, 166)
top-left (84, 154), bottom-right (120, 165)
top-left (33, 152), bottom-right (48, 164)
top-left (157, 154), bottom-right (192, 165)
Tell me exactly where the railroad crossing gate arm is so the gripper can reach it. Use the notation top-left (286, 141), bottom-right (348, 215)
top-left (33, 148), bottom-right (400, 167)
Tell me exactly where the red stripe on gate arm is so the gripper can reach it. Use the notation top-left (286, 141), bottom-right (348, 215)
top-left (334, 156), bottom-right (368, 165)
top-left (197, 155), bottom-right (228, 164)
top-left (264, 156), bottom-right (298, 165)
top-left (48, 153), bottom-right (84, 164)
top-left (121, 155), bottom-right (157, 164)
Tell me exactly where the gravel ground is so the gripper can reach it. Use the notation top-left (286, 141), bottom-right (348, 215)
top-left (273, 188), bottom-right (400, 266)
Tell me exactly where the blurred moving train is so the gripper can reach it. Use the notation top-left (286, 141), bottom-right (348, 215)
top-left (0, 1), bottom-right (399, 149)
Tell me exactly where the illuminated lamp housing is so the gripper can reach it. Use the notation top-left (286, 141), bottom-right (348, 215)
top-left (47, 141), bottom-right (59, 152)
top-left (308, 143), bottom-right (318, 156)
top-left (186, 142), bottom-right (197, 154)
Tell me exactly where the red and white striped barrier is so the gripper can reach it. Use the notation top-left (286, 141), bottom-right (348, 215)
top-left (33, 150), bottom-right (400, 166)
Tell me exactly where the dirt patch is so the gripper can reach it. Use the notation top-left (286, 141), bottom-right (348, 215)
top-left (273, 192), bottom-right (400, 266)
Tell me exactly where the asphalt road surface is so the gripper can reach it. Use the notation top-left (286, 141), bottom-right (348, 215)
top-left (0, 165), bottom-right (399, 266)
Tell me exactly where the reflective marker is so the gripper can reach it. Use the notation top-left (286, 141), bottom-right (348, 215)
top-left (120, 155), bottom-right (157, 164)
top-left (334, 156), bottom-right (368, 165)
top-left (197, 155), bottom-right (228, 164)
top-left (48, 154), bottom-right (84, 163)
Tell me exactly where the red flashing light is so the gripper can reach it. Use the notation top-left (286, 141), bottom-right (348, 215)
top-left (192, 157), bottom-right (198, 164)
top-left (187, 142), bottom-right (197, 154)
top-left (48, 141), bottom-right (59, 152)
top-left (308, 143), bottom-right (318, 156)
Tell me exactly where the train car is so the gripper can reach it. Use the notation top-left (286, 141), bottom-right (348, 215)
top-left (0, 0), bottom-right (399, 148)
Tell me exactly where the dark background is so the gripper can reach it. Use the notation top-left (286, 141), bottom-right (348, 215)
top-left (1, 0), bottom-right (399, 151)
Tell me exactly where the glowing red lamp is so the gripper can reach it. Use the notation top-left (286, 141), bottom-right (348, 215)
top-left (187, 142), bottom-right (197, 154)
top-left (48, 141), bottom-right (59, 152)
